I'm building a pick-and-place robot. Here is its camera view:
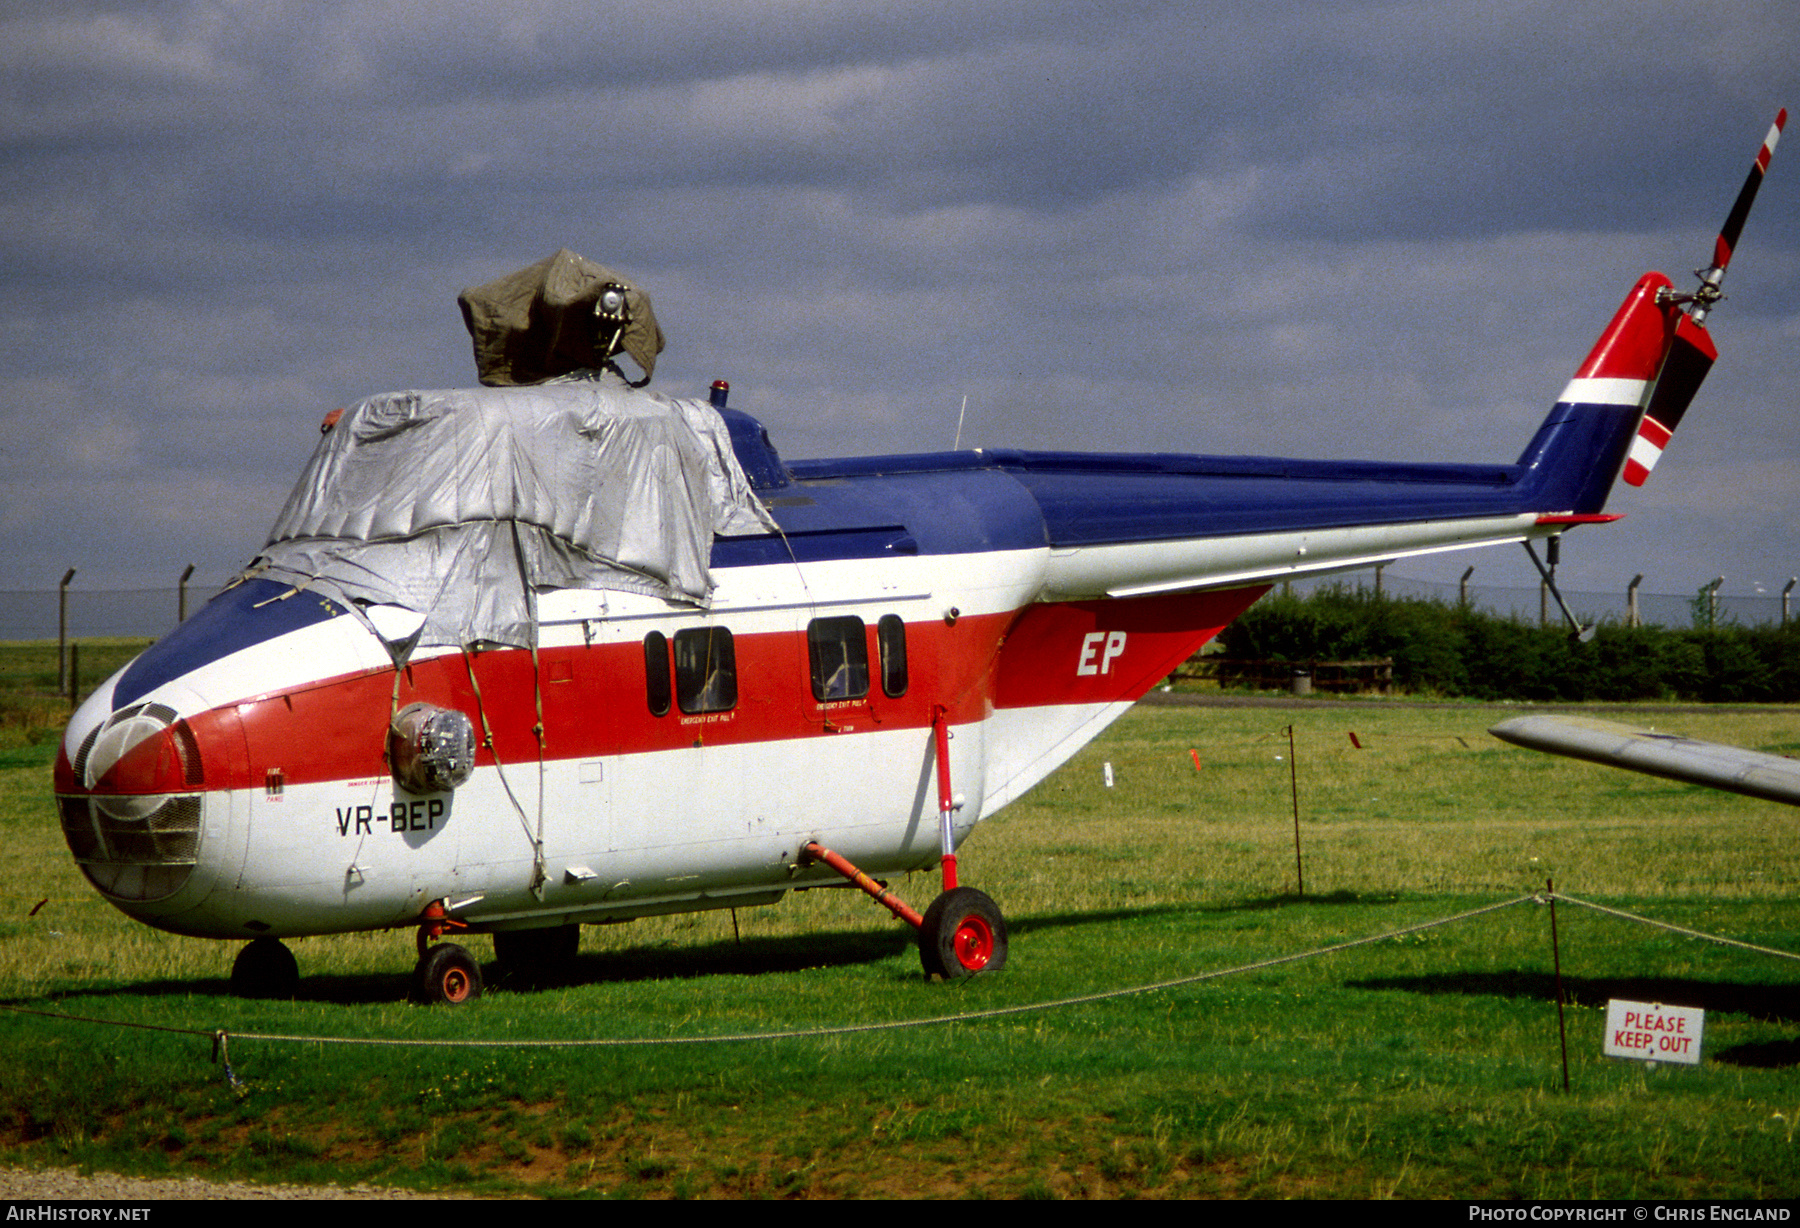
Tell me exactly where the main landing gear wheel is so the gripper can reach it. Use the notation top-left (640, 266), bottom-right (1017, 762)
top-left (413, 942), bottom-right (483, 1005)
top-left (492, 924), bottom-right (579, 984)
top-left (230, 937), bottom-right (299, 999)
top-left (918, 887), bottom-right (1008, 979)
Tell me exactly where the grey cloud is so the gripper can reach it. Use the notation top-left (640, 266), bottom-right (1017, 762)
top-left (0, 0), bottom-right (1794, 600)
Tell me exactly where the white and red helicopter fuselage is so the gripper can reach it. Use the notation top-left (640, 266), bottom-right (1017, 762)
top-left (47, 368), bottom-right (1644, 963)
top-left (51, 111), bottom-right (1784, 998)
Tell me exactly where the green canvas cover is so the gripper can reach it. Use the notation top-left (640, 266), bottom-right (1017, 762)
top-left (457, 249), bottom-right (665, 386)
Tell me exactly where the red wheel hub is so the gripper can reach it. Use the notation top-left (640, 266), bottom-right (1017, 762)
top-left (952, 913), bottom-right (994, 971)
top-left (440, 967), bottom-right (473, 1003)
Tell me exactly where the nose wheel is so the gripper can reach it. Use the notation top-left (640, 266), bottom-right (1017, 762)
top-left (410, 899), bottom-right (482, 1004)
top-left (918, 887), bottom-right (1008, 979)
top-left (413, 942), bottom-right (483, 1005)
top-left (230, 937), bottom-right (299, 998)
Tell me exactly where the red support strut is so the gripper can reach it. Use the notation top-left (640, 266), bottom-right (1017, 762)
top-left (932, 704), bottom-right (958, 892)
top-left (414, 898), bottom-right (469, 958)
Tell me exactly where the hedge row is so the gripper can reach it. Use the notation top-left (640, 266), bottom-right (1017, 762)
top-left (1216, 586), bottom-right (1800, 703)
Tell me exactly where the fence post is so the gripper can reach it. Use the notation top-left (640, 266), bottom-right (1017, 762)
top-left (1627, 574), bottom-right (1643, 628)
top-left (57, 568), bottom-right (75, 698)
top-left (1706, 576), bottom-right (1724, 629)
top-left (1459, 566), bottom-right (1473, 609)
top-left (178, 563), bottom-right (195, 623)
top-left (1784, 578), bottom-right (1796, 627)
top-left (1287, 724), bottom-right (1304, 898)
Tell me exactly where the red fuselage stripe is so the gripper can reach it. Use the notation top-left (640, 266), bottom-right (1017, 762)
top-left (69, 590), bottom-right (1267, 795)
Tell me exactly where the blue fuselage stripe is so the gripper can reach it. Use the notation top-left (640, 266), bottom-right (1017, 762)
top-left (111, 400), bottom-right (1635, 700)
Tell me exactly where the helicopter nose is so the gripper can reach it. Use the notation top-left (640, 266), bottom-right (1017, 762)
top-left (57, 701), bottom-right (205, 904)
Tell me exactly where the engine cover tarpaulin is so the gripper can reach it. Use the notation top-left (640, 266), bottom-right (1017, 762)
top-left (251, 373), bottom-right (776, 649)
top-left (458, 249), bottom-right (664, 387)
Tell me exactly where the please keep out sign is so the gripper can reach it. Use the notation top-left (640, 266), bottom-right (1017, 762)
top-left (1603, 999), bottom-right (1703, 1065)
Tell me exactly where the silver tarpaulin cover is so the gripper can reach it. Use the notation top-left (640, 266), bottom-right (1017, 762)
top-left (250, 372), bottom-right (776, 649)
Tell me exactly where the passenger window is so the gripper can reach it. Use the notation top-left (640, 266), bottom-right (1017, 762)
top-left (878, 614), bottom-right (908, 697)
top-left (643, 632), bottom-right (671, 716)
top-left (808, 616), bottom-right (869, 702)
top-left (674, 626), bottom-right (737, 714)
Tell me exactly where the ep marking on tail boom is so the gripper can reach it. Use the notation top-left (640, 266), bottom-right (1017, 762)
top-left (55, 113), bottom-right (1785, 1003)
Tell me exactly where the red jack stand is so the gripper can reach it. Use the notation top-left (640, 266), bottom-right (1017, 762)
top-left (802, 841), bottom-right (924, 928)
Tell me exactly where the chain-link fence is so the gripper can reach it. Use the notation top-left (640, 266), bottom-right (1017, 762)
top-left (3, 569), bottom-right (1793, 641)
top-left (0, 585), bottom-right (228, 641)
top-left (1284, 571), bottom-right (1793, 631)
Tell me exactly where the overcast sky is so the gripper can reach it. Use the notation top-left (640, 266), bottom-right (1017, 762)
top-left (2, 0), bottom-right (1794, 611)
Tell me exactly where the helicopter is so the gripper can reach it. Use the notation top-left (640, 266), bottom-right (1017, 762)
top-left (54, 111), bottom-right (1783, 1004)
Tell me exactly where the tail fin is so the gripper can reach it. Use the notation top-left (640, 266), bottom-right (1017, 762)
top-left (1513, 271), bottom-right (1676, 513)
top-left (1623, 107), bottom-right (1785, 488)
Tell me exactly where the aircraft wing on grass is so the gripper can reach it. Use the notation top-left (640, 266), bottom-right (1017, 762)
top-left (1490, 715), bottom-right (1800, 808)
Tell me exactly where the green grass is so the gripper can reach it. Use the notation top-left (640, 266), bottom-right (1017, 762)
top-left (2, 655), bottom-right (1797, 1197)
top-left (0, 639), bottom-right (150, 755)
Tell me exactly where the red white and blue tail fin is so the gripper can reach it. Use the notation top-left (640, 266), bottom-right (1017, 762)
top-left (1622, 108), bottom-right (1785, 487)
top-left (1561, 271), bottom-right (1679, 408)
top-left (1514, 270), bottom-right (1676, 514)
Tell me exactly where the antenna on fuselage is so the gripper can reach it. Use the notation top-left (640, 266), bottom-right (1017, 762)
top-left (953, 395), bottom-right (969, 450)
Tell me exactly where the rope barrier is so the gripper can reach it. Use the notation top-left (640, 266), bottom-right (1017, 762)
top-left (2, 895), bottom-right (1538, 1053)
top-left (1550, 890), bottom-right (1800, 963)
top-left (3, 892), bottom-right (1792, 1064)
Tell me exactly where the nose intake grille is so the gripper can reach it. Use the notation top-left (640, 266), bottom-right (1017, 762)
top-left (59, 794), bottom-right (202, 901)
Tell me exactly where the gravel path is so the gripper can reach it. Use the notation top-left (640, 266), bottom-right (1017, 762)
top-left (0, 1165), bottom-right (448, 1200)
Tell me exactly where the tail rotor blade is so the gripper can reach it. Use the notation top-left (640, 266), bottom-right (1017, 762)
top-left (1623, 313), bottom-right (1717, 487)
top-left (1624, 108), bottom-right (1784, 488)
top-left (1708, 108), bottom-right (1785, 280)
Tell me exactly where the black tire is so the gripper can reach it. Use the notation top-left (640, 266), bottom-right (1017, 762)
top-left (413, 942), bottom-right (483, 1005)
top-left (918, 887), bottom-right (1007, 979)
top-left (491, 924), bottom-right (580, 983)
top-left (230, 937), bottom-right (299, 999)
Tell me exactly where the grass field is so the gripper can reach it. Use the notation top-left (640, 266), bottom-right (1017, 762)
top-left (0, 640), bottom-right (149, 756)
top-left (2, 656), bottom-right (1797, 1198)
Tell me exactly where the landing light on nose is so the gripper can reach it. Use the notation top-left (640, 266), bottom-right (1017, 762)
top-left (388, 702), bottom-right (477, 794)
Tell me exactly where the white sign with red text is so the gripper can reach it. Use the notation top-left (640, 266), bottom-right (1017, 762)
top-left (1603, 999), bottom-right (1703, 1065)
